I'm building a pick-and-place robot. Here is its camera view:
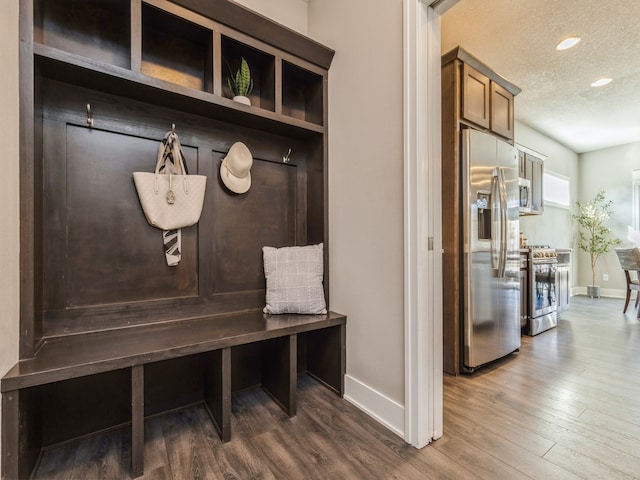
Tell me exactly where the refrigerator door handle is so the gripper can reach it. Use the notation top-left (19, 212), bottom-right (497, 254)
top-left (491, 168), bottom-right (501, 273)
top-left (498, 167), bottom-right (508, 278)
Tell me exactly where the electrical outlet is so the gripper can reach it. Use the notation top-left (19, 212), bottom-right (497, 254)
top-left (603, 273), bottom-right (609, 281)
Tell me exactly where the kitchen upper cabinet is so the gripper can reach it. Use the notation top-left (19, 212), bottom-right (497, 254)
top-left (530, 155), bottom-right (544, 213)
top-left (491, 81), bottom-right (515, 139)
top-left (456, 53), bottom-right (517, 141)
top-left (518, 146), bottom-right (545, 215)
top-left (462, 64), bottom-right (490, 130)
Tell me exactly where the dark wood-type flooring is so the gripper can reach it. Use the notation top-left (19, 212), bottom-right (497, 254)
top-left (33, 295), bottom-right (640, 479)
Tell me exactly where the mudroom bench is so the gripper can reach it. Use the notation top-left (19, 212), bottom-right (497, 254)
top-left (6, 0), bottom-right (341, 478)
top-left (1, 310), bottom-right (346, 478)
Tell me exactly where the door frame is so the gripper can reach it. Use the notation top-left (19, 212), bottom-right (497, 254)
top-left (403, 0), bottom-right (459, 447)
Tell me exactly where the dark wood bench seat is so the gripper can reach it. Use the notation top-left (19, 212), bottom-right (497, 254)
top-left (1, 309), bottom-right (346, 479)
top-left (1, 310), bottom-right (346, 392)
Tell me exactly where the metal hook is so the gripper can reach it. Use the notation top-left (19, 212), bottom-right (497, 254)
top-left (86, 104), bottom-right (93, 127)
top-left (283, 148), bottom-right (292, 163)
top-left (171, 123), bottom-right (175, 133)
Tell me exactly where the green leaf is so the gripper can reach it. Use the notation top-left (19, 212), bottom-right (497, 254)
top-left (228, 57), bottom-right (253, 97)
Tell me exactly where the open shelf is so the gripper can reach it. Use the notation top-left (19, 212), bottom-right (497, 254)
top-left (142, 3), bottom-right (214, 93)
top-left (34, 44), bottom-right (323, 138)
top-left (33, 0), bottom-right (131, 69)
top-left (282, 61), bottom-right (324, 126)
top-left (221, 35), bottom-right (276, 112)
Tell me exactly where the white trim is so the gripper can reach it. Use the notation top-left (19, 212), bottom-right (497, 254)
top-left (343, 374), bottom-right (405, 439)
top-left (403, 0), bottom-right (446, 448)
top-left (573, 287), bottom-right (625, 299)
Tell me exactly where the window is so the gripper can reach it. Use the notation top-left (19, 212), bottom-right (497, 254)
top-left (543, 170), bottom-right (570, 209)
top-left (632, 170), bottom-right (640, 230)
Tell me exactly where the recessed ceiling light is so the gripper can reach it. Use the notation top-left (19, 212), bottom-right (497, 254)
top-left (591, 77), bottom-right (613, 87)
top-left (556, 36), bottom-right (581, 50)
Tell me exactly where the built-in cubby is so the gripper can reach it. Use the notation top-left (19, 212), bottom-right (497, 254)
top-left (141, 3), bottom-right (214, 92)
top-left (221, 35), bottom-right (276, 111)
top-left (282, 60), bottom-right (324, 126)
top-left (33, 0), bottom-right (131, 69)
top-left (3, 1), bottom-right (339, 479)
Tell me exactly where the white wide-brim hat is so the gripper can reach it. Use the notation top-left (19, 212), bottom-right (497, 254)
top-left (220, 142), bottom-right (253, 194)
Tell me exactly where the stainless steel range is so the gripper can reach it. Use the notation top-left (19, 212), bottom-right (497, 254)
top-left (526, 245), bottom-right (558, 336)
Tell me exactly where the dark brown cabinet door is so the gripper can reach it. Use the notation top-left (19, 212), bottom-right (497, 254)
top-left (518, 150), bottom-right (526, 177)
top-left (461, 63), bottom-right (490, 129)
top-left (529, 154), bottom-right (544, 213)
top-left (491, 81), bottom-right (514, 140)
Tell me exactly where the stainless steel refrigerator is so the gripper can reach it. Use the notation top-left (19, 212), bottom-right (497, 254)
top-left (462, 128), bottom-right (521, 371)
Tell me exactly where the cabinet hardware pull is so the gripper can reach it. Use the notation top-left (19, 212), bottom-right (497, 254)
top-left (86, 103), bottom-right (93, 127)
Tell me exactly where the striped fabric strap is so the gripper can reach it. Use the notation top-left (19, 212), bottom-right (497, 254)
top-left (159, 131), bottom-right (186, 266)
top-left (163, 229), bottom-right (181, 267)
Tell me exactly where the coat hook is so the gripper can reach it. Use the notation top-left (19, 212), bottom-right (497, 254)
top-left (171, 123), bottom-right (175, 133)
top-left (86, 104), bottom-right (93, 127)
top-left (283, 148), bottom-right (291, 163)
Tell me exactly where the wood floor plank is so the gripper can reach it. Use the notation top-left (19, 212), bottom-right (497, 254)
top-left (543, 443), bottom-right (638, 480)
top-left (161, 407), bottom-right (223, 480)
top-left (443, 408), bottom-right (583, 480)
top-left (431, 431), bottom-right (532, 480)
top-left (209, 435), bottom-right (277, 480)
top-left (142, 420), bottom-right (170, 474)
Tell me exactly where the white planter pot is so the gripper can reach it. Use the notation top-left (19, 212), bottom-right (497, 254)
top-left (233, 95), bottom-right (251, 106)
top-left (587, 285), bottom-right (601, 298)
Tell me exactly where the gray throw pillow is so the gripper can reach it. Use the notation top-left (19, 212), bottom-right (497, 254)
top-left (263, 243), bottom-right (327, 315)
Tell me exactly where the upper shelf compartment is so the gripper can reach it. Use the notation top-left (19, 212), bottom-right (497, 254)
top-left (282, 61), bottom-right (324, 126)
top-left (30, 0), bottom-right (329, 136)
top-left (221, 36), bottom-right (275, 112)
top-left (142, 3), bottom-right (213, 93)
top-left (34, 0), bottom-right (131, 69)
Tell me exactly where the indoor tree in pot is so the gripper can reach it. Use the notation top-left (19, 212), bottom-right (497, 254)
top-left (573, 189), bottom-right (621, 298)
top-left (227, 57), bottom-right (254, 106)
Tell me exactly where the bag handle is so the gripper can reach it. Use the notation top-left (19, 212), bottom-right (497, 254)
top-left (170, 134), bottom-right (191, 194)
top-left (152, 131), bottom-right (192, 196)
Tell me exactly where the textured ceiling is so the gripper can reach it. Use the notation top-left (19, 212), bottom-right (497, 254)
top-left (441, 0), bottom-right (640, 153)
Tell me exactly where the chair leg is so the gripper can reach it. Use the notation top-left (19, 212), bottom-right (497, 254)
top-left (635, 293), bottom-right (640, 309)
top-left (623, 288), bottom-right (631, 313)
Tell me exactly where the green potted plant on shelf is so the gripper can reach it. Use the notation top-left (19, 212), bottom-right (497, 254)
top-left (573, 189), bottom-right (621, 298)
top-left (227, 57), bottom-right (254, 106)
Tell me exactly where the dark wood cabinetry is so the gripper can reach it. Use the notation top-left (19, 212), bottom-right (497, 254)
top-left (491, 81), bottom-right (515, 139)
top-left (461, 63), bottom-right (490, 129)
top-left (518, 146), bottom-right (545, 215)
top-left (441, 47), bottom-right (520, 375)
top-left (4, 1), bottom-right (343, 478)
top-left (454, 49), bottom-right (517, 141)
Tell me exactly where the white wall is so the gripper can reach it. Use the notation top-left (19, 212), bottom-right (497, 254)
top-left (578, 141), bottom-right (640, 293)
top-left (308, 0), bottom-right (406, 433)
top-left (233, 0), bottom-right (309, 35)
top-left (234, 0), bottom-right (407, 426)
top-left (0, 0), bottom-right (20, 460)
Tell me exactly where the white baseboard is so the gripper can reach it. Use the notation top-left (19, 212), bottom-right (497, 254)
top-left (343, 374), bottom-right (405, 439)
top-left (573, 286), bottom-right (625, 298)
